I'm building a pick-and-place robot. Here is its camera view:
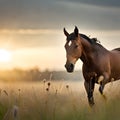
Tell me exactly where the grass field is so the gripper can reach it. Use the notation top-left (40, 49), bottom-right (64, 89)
top-left (0, 80), bottom-right (120, 120)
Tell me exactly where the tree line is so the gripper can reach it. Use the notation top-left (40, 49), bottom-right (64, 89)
top-left (0, 67), bottom-right (82, 82)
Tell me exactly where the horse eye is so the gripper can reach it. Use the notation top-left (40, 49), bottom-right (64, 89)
top-left (75, 45), bottom-right (78, 48)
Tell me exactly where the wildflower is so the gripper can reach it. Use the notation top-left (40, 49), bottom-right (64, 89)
top-left (47, 82), bottom-right (51, 87)
top-left (43, 79), bottom-right (46, 84)
top-left (66, 85), bottom-right (69, 89)
top-left (46, 88), bottom-right (49, 92)
top-left (18, 89), bottom-right (21, 92)
top-left (12, 105), bottom-right (19, 119)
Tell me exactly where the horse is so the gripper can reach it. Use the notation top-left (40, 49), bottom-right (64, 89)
top-left (63, 26), bottom-right (120, 106)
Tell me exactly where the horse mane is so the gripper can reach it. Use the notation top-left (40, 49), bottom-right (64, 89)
top-left (67, 32), bottom-right (102, 47)
top-left (80, 34), bottom-right (100, 44)
top-left (112, 48), bottom-right (120, 51)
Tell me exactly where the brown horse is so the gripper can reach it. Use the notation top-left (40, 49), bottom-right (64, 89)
top-left (63, 26), bottom-right (120, 106)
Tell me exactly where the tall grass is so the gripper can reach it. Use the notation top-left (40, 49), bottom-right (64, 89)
top-left (0, 80), bottom-right (120, 120)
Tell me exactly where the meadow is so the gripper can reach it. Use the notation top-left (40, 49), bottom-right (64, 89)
top-left (0, 80), bottom-right (120, 120)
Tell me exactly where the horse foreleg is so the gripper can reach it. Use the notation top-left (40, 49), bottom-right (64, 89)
top-left (98, 73), bottom-right (109, 100)
top-left (84, 79), bottom-right (95, 107)
top-left (99, 84), bottom-right (107, 100)
top-left (99, 82), bottom-right (104, 95)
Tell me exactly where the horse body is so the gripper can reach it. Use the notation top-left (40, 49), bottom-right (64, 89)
top-left (109, 50), bottom-right (120, 80)
top-left (63, 26), bottom-right (120, 106)
top-left (82, 40), bottom-right (120, 82)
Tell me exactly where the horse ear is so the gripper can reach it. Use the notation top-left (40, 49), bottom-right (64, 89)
top-left (63, 28), bottom-right (69, 37)
top-left (74, 26), bottom-right (79, 37)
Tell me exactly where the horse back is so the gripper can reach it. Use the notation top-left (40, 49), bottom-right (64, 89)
top-left (112, 47), bottom-right (120, 51)
top-left (110, 49), bottom-right (120, 79)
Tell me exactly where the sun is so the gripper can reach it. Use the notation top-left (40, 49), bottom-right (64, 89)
top-left (0, 49), bottom-right (11, 62)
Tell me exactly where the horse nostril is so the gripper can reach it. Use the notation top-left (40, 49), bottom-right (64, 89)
top-left (70, 63), bottom-right (74, 69)
top-left (65, 63), bottom-right (74, 72)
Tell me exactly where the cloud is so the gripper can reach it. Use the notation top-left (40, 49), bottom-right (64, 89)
top-left (0, 0), bottom-right (61, 29)
top-left (0, 0), bottom-right (120, 31)
top-left (60, 0), bottom-right (120, 8)
top-left (0, 29), bottom-right (61, 35)
top-left (0, 29), bottom-right (63, 49)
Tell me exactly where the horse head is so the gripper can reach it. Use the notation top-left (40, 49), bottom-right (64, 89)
top-left (64, 26), bottom-right (82, 72)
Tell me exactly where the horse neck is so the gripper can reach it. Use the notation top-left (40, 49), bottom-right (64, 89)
top-left (80, 38), bottom-right (109, 65)
top-left (80, 38), bottom-right (96, 65)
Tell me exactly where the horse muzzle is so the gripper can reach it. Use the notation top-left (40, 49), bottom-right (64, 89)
top-left (65, 63), bottom-right (74, 73)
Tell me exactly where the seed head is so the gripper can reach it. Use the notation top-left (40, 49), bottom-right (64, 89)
top-left (43, 79), bottom-right (46, 83)
top-left (48, 82), bottom-right (51, 87)
top-left (13, 105), bottom-right (19, 119)
top-left (46, 88), bottom-right (49, 92)
top-left (66, 85), bottom-right (69, 89)
top-left (18, 89), bottom-right (21, 92)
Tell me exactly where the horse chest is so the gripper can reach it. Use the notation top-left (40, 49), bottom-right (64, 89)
top-left (83, 64), bottom-right (98, 80)
top-left (82, 61), bottom-right (108, 82)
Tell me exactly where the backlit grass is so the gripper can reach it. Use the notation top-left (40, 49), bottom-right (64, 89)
top-left (0, 80), bottom-right (120, 120)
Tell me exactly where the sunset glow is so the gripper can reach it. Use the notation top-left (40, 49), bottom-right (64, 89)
top-left (0, 49), bottom-right (11, 62)
top-left (0, 0), bottom-right (119, 71)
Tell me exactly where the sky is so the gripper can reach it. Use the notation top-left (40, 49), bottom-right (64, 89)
top-left (0, 0), bottom-right (120, 71)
